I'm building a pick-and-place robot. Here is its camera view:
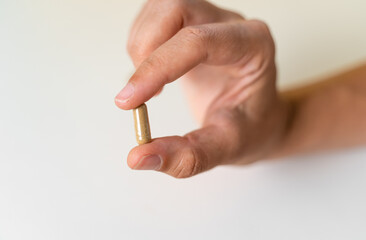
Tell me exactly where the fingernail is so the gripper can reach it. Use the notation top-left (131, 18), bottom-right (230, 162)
top-left (133, 155), bottom-right (162, 170)
top-left (115, 83), bottom-right (134, 103)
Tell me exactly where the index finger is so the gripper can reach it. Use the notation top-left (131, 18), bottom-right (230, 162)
top-left (115, 20), bottom-right (272, 110)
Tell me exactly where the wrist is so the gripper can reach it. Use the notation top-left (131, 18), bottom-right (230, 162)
top-left (265, 92), bottom-right (298, 160)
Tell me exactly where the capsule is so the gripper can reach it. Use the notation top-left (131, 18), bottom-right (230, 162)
top-left (133, 103), bottom-right (152, 145)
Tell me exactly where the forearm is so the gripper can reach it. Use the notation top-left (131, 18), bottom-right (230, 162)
top-left (272, 63), bottom-right (366, 158)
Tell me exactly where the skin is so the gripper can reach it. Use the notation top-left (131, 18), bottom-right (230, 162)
top-left (275, 64), bottom-right (366, 158)
top-left (115, 0), bottom-right (366, 178)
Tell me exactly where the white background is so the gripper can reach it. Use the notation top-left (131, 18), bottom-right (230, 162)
top-left (1, 0), bottom-right (366, 239)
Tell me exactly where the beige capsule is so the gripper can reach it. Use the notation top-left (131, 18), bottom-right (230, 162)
top-left (133, 103), bottom-right (152, 145)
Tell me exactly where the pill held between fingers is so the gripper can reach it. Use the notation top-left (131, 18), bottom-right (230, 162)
top-left (133, 103), bottom-right (152, 145)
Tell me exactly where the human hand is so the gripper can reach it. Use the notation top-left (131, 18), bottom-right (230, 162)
top-left (115, 0), bottom-right (290, 178)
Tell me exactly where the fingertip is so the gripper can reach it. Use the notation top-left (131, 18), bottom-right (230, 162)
top-left (126, 136), bottom-right (207, 178)
top-left (127, 146), bottom-right (141, 169)
top-left (114, 82), bottom-right (136, 110)
top-left (114, 95), bottom-right (145, 110)
top-left (115, 75), bottom-right (162, 110)
top-left (127, 139), bottom-right (166, 170)
top-left (114, 97), bottom-right (130, 110)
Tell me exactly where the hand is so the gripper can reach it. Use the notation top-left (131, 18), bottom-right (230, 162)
top-left (115, 0), bottom-right (289, 178)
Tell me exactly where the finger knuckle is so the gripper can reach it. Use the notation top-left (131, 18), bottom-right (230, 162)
top-left (250, 19), bottom-right (274, 44)
top-left (173, 148), bottom-right (203, 179)
top-left (247, 19), bottom-right (275, 57)
top-left (180, 26), bottom-right (209, 46)
top-left (249, 19), bottom-right (270, 34)
top-left (143, 54), bottom-right (165, 70)
top-left (141, 54), bottom-right (170, 83)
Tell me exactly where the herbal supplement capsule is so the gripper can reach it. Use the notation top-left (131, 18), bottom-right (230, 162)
top-left (133, 103), bottom-right (152, 145)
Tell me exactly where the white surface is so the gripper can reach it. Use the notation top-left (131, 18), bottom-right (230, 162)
top-left (1, 0), bottom-right (366, 239)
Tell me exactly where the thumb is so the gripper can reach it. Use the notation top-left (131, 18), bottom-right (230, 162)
top-left (115, 25), bottom-right (206, 110)
top-left (127, 125), bottom-right (233, 178)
